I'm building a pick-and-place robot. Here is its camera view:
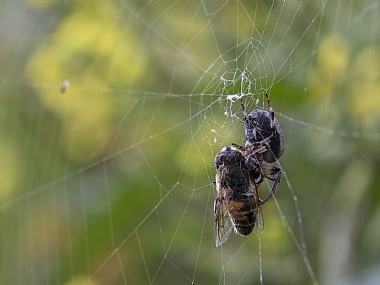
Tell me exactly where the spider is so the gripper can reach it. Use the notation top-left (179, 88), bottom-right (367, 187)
top-left (232, 94), bottom-right (284, 205)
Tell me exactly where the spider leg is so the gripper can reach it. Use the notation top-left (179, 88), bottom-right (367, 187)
top-left (255, 175), bottom-right (264, 185)
top-left (260, 134), bottom-right (273, 146)
top-left (231, 143), bottom-right (245, 151)
top-left (258, 161), bottom-right (282, 205)
top-left (265, 94), bottom-right (275, 133)
top-left (253, 179), bottom-right (264, 205)
top-left (246, 136), bottom-right (272, 151)
top-left (241, 97), bottom-right (247, 119)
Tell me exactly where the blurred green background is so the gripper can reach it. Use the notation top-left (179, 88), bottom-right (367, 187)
top-left (2, 1), bottom-right (380, 285)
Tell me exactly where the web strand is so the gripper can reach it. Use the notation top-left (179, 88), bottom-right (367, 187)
top-left (3, 2), bottom-right (380, 285)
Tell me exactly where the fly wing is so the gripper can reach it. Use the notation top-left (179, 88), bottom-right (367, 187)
top-left (256, 205), bottom-right (264, 233)
top-left (214, 166), bottom-right (233, 247)
top-left (214, 196), bottom-right (233, 247)
top-left (251, 180), bottom-right (264, 233)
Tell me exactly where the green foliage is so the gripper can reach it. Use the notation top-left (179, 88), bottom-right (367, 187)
top-left (2, 1), bottom-right (380, 285)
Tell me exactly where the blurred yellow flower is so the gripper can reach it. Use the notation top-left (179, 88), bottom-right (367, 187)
top-left (349, 46), bottom-right (380, 130)
top-left (26, 3), bottom-right (147, 162)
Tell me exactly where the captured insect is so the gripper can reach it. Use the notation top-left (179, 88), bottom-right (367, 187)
top-left (232, 94), bottom-right (284, 205)
top-left (214, 146), bottom-right (264, 247)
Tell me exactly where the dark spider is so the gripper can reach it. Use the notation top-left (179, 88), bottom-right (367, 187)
top-left (232, 94), bottom-right (284, 205)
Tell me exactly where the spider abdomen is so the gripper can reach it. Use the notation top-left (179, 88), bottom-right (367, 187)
top-left (245, 109), bottom-right (285, 162)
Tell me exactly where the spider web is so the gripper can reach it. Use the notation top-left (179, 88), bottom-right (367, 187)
top-left (3, 1), bottom-right (380, 285)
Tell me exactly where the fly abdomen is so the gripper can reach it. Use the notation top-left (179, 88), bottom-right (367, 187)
top-left (233, 214), bottom-right (255, 235)
top-left (226, 196), bottom-right (257, 236)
